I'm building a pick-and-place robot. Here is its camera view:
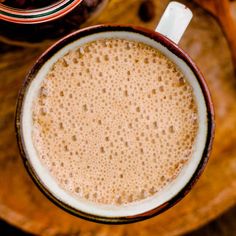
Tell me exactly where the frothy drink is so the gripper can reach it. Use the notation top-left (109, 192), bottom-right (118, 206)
top-left (31, 38), bottom-right (198, 205)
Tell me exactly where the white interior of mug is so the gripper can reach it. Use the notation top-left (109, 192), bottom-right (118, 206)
top-left (21, 31), bottom-right (208, 218)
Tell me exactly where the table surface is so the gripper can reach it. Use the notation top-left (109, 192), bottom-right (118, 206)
top-left (0, 0), bottom-right (236, 235)
top-left (1, 205), bottom-right (236, 235)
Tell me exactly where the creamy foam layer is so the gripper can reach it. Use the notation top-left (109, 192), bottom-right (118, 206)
top-left (31, 38), bottom-right (198, 205)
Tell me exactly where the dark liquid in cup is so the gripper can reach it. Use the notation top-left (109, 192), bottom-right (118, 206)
top-left (0, 0), bottom-right (59, 9)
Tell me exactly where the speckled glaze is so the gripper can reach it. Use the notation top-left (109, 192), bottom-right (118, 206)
top-left (15, 25), bottom-right (215, 224)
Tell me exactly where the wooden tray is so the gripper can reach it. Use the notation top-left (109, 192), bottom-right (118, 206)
top-left (0, 0), bottom-right (236, 235)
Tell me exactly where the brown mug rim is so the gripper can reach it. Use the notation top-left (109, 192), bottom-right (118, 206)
top-left (15, 24), bottom-right (215, 224)
top-left (0, 0), bottom-right (82, 24)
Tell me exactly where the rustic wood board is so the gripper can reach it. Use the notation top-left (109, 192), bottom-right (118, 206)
top-left (0, 0), bottom-right (236, 235)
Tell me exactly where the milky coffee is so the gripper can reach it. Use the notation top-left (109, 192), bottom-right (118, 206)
top-left (32, 38), bottom-right (198, 205)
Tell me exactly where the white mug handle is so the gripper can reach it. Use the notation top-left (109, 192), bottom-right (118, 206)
top-left (155, 1), bottom-right (193, 44)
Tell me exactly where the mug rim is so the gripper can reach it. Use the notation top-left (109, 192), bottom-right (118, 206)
top-left (15, 24), bottom-right (215, 224)
top-left (0, 0), bottom-right (82, 24)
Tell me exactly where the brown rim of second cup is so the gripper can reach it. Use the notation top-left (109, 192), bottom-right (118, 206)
top-left (15, 24), bottom-right (215, 224)
top-left (0, 0), bottom-right (82, 24)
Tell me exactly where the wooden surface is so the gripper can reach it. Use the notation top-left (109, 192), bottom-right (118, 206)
top-left (194, 0), bottom-right (236, 72)
top-left (185, 205), bottom-right (236, 236)
top-left (0, 0), bottom-right (236, 235)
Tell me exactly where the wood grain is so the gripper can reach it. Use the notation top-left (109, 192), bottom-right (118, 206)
top-left (0, 0), bottom-right (236, 235)
top-left (194, 0), bottom-right (236, 73)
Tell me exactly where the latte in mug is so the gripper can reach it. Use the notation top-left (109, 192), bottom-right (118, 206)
top-left (31, 38), bottom-right (198, 205)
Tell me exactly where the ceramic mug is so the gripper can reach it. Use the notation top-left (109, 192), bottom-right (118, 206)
top-left (15, 2), bottom-right (215, 224)
top-left (0, 0), bottom-right (107, 43)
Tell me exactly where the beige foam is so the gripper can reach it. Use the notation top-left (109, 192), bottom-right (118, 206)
top-left (32, 38), bottom-right (198, 205)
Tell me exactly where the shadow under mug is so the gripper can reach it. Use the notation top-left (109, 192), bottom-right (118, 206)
top-left (15, 2), bottom-right (215, 224)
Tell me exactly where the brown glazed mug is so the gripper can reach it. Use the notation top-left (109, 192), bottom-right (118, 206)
top-left (15, 2), bottom-right (215, 224)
